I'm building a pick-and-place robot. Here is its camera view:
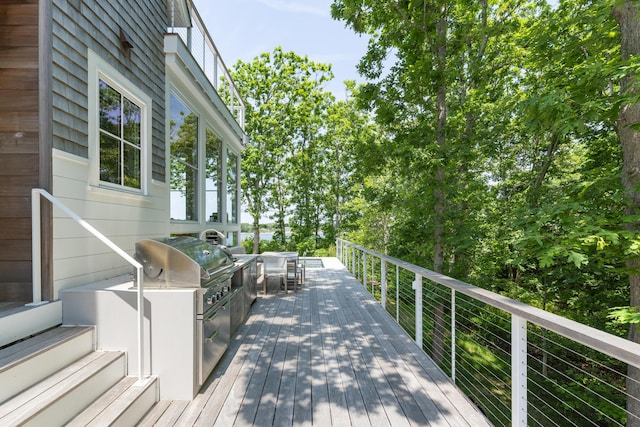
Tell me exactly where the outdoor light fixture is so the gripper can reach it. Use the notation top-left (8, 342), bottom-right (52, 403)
top-left (120, 27), bottom-right (133, 49)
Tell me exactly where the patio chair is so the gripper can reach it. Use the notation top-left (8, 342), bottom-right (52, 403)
top-left (262, 255), bottom-right (287, 293)
top-left (285, 259), bottom-right (298, 292)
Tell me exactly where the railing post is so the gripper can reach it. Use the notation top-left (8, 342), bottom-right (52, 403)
top-left (451, 289), bottom-right (456, 383)
top-left (512, 315), bottom-right (527, 427)
top-left (363, 252), bottom-right (367, 287)
top-left (413, 274), bottom-right (423, 348)
top-left (396, 265), bottom-right (400, 322)
top-left (213, 54), bottom-right (218, 90)
top-left (371, 255), bottom-right (375, 295)
top-left (381, 260), bottom-right (387, 309)
top-left (352, 247), bottom-right (355, 275)
top-left (30, 189), bottom-right (43, 305)
top-left (31, 188), bottom-right (146, 382)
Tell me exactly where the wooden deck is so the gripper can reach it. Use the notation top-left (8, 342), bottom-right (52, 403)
top-left (138, 258), bottom-right (490, 426)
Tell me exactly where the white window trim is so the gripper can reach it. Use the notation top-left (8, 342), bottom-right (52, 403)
top-left (87, 49), bottom-right (152, 195)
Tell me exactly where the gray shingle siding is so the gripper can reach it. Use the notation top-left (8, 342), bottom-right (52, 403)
top-left (52, 0), bottom-right (167, 181)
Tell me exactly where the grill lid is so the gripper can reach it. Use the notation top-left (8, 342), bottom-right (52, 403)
top-left (135, 236), bottom-right (234, 287)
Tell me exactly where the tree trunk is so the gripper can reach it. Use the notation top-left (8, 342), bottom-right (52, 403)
top-left (252, 216), bottom-right (260, 254)
top-left (613, 3), bottom-right (640, 426)
top-left (432, 3), bottom-right (448, 366)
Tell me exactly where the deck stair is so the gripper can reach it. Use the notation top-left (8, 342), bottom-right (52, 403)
top-left (0, 325), bottom-right (158, 426)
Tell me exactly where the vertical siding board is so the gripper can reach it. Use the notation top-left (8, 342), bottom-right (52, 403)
top-left (0, 0), bottom-right (39, 301)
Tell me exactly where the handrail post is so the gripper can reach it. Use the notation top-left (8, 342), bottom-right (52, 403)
top-left (135, 265), bottom-right (145, 382)
top-left (381, 260), bottom-right (387, 309)
top-left (396, 264), bottom-right (400, 322)
top-left (30, 189), bottom-right (43, 305)
top-left (512, 315), bottom-right (527, 427)
top-left (352, 246), bottom-right (355, 274)
top-left (413, 274), bottom-right (423, 348)
top-left (31, 188), bottom-right (146, 382)
top-left (371, 255), bottom-right (375, 295)
top-left (451, 289), bottom-right (456, 383)
top-left (363, 252), bottom-right (367, 287)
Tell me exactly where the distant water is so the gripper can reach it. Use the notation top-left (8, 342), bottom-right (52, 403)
top-left (241, 232), bottom-right (274, 241)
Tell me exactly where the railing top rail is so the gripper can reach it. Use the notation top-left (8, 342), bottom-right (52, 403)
top-left (35, 189), bottom-right (142, 270)
top-left (167, 1), bottom-right (245, 120)
top-left (338, 238), bottom-right (640, 369)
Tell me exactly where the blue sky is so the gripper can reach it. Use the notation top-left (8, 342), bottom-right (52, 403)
top-left (192, 0), bottom-right (369, 100)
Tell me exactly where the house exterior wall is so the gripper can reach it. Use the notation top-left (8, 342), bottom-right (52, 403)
top-left (47, 0), bottom-right (245, 295)
top-left (51, 0), bottom-right (166, 180)
top-left (0, 0), bottom-right (40, 302)
top-left (50, 0), bottom-right (170, 294)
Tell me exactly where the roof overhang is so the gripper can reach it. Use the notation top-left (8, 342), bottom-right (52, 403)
top-left (167, 0), bottom-right (191, 28)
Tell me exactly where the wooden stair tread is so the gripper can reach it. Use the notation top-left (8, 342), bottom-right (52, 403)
top-left (67, 376), bottom-right (157, 426)
top-left (0, 350), bottom-right (124, 424)
top-left (0, 326), bottom-right (94, 373)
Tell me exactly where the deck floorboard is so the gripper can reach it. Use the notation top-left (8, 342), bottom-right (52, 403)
top-left (144, 258), bottom-right (491, 426)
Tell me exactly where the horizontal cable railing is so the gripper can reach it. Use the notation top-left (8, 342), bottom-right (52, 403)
top-left (167, 0), bottom-right (246, 130)
top-left (337, 238), bottom-right (640, 427)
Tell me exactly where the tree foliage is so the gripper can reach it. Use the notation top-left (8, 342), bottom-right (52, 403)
top-left (232, 48), bottom-right (375, 254)
top-left (229, 1), bottom-right (640, 421)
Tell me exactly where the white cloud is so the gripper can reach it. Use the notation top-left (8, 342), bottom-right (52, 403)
top-left (256, 0), bottom-right (328, 16)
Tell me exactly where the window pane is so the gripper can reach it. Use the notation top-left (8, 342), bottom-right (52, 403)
top-left (99, 80), bottom-right (121, 137)
top-left (100, 133), bottom-right (120, 184)
top-left (170, 160), bottom-right (198, 221)
top-left (123, 98), bottom-right (141, 147)
top-left (205, 128), bottom-right (221, 223)
top-left (226, 149), bottom-right (238, 224)
top-left (226, 231), bottom-right (238, 247)
top-left (170, 93), bottom-right (199, 221)
top-left (169, 94), bottom-right (198, 167)
top-left (124, 143), bottom-right (141, 189)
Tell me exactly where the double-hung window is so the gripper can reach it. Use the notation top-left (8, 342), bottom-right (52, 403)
top-left (89, 49), bottom-right (150, 193)
top-left (98, 80), bottom-right (142, 189)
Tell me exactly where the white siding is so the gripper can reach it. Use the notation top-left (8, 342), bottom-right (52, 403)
top-left (52, 149), bottom-right (170, 296)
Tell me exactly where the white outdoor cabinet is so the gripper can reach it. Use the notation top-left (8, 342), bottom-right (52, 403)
top-left (60, 277), bottom-right (199, 400)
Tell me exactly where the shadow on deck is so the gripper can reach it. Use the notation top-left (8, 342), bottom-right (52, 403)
top-left (139, 258), bottom-right (490, 426)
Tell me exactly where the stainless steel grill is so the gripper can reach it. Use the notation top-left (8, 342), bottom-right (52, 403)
top-left (134, 236), bottom-right (236, 385)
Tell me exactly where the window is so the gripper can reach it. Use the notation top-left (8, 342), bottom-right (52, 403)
top-left (170, 93), bottom-right (198, 221)
top-left (226, 149), bottom-right (238, 224)
top-left (98, 80), bottom-right (142, 189)
top-left (205, 128), bottom-right (222, 223)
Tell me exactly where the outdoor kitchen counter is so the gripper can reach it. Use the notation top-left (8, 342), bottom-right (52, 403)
top-left (60, 276), bottom-right (201, 400)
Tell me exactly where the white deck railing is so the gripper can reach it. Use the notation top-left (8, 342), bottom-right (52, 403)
top-left (337, 238), bottom-right (640, 427)
top-left (31, 189), bottom-right (146, 383)
top-left (167, 0), bottom-right (246, 131)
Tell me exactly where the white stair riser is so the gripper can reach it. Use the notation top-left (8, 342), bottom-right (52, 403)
top-left (21, 354), bottom-right (125, 427)
top-left (0, 302), bottom-right (63, 348)
top-left (103, 381), bottom-right (159, 427)
top-left (0, 328), bottom-right (94, 404)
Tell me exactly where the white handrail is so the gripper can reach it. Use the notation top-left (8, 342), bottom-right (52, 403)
top-left (32, 188), bottom-right (146, 382)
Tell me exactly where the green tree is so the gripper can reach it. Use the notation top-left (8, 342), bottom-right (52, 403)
top-left (613, 1), bottom-right (640, 424)
top-left (231, 47), bottom-right (333, 252)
